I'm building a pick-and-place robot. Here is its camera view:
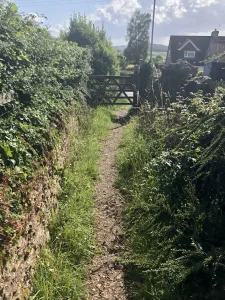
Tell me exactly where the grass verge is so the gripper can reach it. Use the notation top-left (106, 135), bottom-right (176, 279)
top-left (31, 106), bottom-right (115, 300)
top-left (117, 116), bottom-right (152, 299)
top-left (117, 94), bottom-right (225, 300)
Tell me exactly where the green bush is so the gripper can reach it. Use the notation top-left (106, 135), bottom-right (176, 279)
top-left (118, 93), bottom-right (225, 299)
top-left (62, 14), bottom-right (120, 76)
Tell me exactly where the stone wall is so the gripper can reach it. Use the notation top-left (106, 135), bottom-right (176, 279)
top-left (0, 116), bottom-right (76, 300)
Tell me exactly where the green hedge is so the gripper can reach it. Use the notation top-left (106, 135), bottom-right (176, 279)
top-left (0, 2), bottom-right (91, 254)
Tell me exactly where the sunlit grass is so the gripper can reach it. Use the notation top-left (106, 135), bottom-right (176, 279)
top-left (31, 106), bottom-right (115, 300)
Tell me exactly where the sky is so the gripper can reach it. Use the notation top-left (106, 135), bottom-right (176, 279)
top-left (13, 0), bottom-right (225, 46)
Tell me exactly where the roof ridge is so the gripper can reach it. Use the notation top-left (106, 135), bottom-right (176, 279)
top-left (177, 39), bottom-right (201, 51)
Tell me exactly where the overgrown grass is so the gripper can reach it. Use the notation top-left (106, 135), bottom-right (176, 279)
top-left (117, 95), bottom-right (225, 299)
top-left (31, 106), bottom-right (115, 300)
top-left (117, 117), bottom-right (154, 299)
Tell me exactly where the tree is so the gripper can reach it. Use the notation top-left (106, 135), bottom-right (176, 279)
top-left (117, 52), bottom-right (128, 70)
top-left (62, 14), bottom-right (120, 75)
top-left (124, 10), bottom-right (151, 64)
top-left (153, 55), bottom-right (165, 66)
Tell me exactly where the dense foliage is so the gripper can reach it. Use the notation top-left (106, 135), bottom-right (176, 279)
top-left (0, 2), bottom-right (91, 254)
top-left (160, 60), bottom-right (198, 99)
top-left (118, 90), bottom-right (225, 299)
top-left (124, 10), bottom-right (151, 64)
top-left (62, 14), bottom-right (120, 75)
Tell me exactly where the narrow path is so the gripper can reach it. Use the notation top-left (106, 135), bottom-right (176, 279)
top-left (87, 109), bottom-right (128, 300)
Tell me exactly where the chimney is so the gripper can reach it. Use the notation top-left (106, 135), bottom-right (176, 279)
top-left (211, 29), bottom-right (219, 37)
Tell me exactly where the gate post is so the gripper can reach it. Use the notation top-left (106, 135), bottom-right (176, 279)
top-left (133, 65), bottom-right (139, 107)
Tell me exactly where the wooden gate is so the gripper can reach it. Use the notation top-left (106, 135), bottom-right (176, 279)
top-left (91, 66), bottom-right (139, 107)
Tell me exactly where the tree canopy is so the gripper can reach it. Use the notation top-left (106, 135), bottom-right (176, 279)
top-left (62, 14), bottom-right (120, 75)
top-left (124, 10), bottom-right (151, 64)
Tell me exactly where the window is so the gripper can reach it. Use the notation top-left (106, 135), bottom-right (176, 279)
top-left (184, 51), bottom-right (195, 58)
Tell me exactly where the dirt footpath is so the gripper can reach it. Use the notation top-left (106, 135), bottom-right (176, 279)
top-left (87, 109), bottom-right (128, 300)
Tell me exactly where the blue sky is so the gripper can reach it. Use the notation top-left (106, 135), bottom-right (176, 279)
top-left (14, 0), bottom-right (225, 46)
top-left (13, 0), bottom-right (102, 32)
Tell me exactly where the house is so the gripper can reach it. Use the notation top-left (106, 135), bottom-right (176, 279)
top-left (206, 31), bottom-right (225, 59)
top-left (166, 30), bottom-right (225, 74)
top-left (204, 31), bottom-right (225, 79)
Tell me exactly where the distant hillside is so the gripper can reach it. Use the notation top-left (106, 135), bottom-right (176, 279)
top-left (114, 44), bottom-right (168, 53)
top-left (152, 44), bottom-right (168, 52)
top-left (114, 45), bottom-right (127, 52)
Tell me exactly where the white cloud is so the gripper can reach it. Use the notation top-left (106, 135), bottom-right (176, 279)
top-left (154, 0), bottom-right (225, 46)
top-left (155, 0), bottom-right (187, 24)
top-left (189, 0), bottom-right (217, 8)
top-left (88, 13), bottom-right (101, 23)
top-left (48, 0), bottom-right (225, 46)
top-left (93, 0), bottom-right (142, 23)
top-left (49, 20), bottom-right (69, 37)
top-left (155, 8), bottom-right (168, 24)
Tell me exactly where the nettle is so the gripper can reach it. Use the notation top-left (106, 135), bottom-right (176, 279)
top-left (0, 2), bottom-right (92, 254)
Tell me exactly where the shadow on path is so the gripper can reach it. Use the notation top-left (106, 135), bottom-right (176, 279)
top-left (111, 107), bottom-right (139, 128)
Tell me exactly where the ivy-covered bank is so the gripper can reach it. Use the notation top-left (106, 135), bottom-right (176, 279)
top-left (118, 91), bottom-right (225, 300)
top-left (0, 2), bottom-right (92, 253)
top-left (0, 0), bottom-right (119, 259)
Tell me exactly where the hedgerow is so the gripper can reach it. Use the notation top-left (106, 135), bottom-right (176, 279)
top-left (118, 91), bottom-right (225, 299)
top-left (0, 2), bottom-right (91, 255)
